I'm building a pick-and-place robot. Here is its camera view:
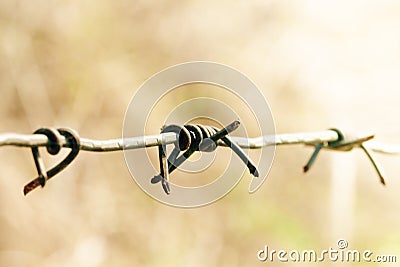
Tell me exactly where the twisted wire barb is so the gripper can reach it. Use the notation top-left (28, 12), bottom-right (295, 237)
top-left (0, 130), bottom-right (398, 154)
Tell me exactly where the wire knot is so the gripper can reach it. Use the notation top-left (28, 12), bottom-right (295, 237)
top-left (23, 127), bottom-right (80, 195)
top-left (151, 120), bottom-right (259, 194)
top-left (303, 128), bottom-right (386, 185)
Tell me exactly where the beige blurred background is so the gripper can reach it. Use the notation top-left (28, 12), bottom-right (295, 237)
top-left (1, 1), bottom-right (400, 266)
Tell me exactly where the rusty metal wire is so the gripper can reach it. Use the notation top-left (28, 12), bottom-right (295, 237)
top-left (0, 129), bottom-right (397, 154)
top-left (1, 127), bottom-right (399, 195)
top-left (366, 141), bottom-right (400, 155)
top-left (0, 129), bottom-right (335, 150)
top-left (0, 129), bottom-right (398, 153)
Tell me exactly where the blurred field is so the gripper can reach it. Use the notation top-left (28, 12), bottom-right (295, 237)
top-left (1, 1), bottom-right (400, 266)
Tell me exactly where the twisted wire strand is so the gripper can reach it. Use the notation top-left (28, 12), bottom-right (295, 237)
top-left (0, 130), bottom-right (398, 154)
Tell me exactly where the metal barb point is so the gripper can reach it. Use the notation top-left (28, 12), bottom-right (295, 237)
top-left (303, 143), bottom-right (323, 173)
top-left (360, 144), bottom-right (386, 186)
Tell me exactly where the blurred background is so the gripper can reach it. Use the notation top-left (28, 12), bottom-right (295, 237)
top-left (1, 0), bottom-right (400, 266)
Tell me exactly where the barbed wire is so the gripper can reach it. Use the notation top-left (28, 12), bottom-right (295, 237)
top-left (1, 126), bottom-right (399, 195)
top-left (0, 129), bottom-right (398, 153)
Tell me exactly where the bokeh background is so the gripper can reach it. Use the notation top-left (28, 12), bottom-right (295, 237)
top-left (1, 1), bottom-right (400, 266)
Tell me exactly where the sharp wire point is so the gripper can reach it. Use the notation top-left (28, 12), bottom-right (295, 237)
top-left (303, 166), bottom-right (309, 173)
top-left (253, 169), bottom-right (259, 177)
top-left (360, 144), bottom-right (387, 186)
top-left (151, 175), bottom-right (162, 184)
top-left (162, 179), bottom-right (171, 195)
top-left (303, 143), bottom-right (323, 173)
top-left (380, 176), bottom-right (386, 186)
